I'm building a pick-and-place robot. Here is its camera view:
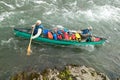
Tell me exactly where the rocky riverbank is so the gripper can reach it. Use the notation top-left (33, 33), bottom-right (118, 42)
top-left (10, 65), bottom-right (116, 80)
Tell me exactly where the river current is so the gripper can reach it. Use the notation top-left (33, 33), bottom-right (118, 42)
top-left (0, 0), bottom-right (120, 79)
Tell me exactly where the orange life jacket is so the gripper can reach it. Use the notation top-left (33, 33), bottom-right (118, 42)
top-left (48, 32), bottom-right (53, 39)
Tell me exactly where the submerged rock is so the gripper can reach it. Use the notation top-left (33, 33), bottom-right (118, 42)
top-left (10, 65), bottom-right (110, 80)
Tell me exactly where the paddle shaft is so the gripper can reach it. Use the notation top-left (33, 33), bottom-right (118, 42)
top-left (30, 27), bottom-right (35, 45)
top-left (27, 27), bottom-right (34, 55)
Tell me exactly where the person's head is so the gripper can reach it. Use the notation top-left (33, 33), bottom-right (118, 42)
top-left (36, 20), bottom-right (41, 25)
top-left (88, 26), bottom-right (93, 30)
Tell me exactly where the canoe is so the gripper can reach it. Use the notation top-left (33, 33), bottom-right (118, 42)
top-left (13, 28), bottom-right (106, 46)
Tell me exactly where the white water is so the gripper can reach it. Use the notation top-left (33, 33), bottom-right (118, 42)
top-left (0, 0), bottom-right (120, 79)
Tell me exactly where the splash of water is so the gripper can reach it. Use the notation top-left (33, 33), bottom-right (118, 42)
top-left (1, 38), bottom-right (14, 45)
top-left (0, 12), bottom-right (14, 22)
top-left (1, 38), bottom-right (18, 50)
top-left (0, 1), bottom-right (15, 10)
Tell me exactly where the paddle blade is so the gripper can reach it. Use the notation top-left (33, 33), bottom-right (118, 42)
top-left (27, 45), bottom-right (32, 56)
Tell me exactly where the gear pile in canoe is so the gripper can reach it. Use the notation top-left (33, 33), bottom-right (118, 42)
top-left (13, 28), bottom-right (106, 46)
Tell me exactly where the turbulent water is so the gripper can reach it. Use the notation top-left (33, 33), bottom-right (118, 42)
top-left (0, 0), bottom-right (120, 79)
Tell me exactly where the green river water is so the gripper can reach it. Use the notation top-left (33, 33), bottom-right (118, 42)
top-left (0, 0), bottom-right (120, 79)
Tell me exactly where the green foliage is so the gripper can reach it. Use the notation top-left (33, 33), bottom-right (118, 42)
top-left (58, 68), bottom-right (73, 80)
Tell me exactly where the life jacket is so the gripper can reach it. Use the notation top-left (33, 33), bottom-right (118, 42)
top-left (71, 34), bottom-right (76, 40)
top-left (57, 34), bottom-right (62, 40)
top-left (48, 32), bottom-right (53, 39)
top-left (94, 37), bottom-right (100, 42)
top-left (33, 24), bottom-right (44, 35)
top-left (64, 32), bottom-right (69, 40)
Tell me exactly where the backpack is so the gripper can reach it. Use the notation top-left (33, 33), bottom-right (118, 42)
top-left (43, 29), bottom-right (49, 35)
top-left (53, 33), bottom-right (57, 40)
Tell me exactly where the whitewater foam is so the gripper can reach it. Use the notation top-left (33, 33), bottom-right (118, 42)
top-left (83, 45), bottom-right (95, 52)
top-left (77, 5), bottom-right (120, 22)
top-left (0, 12), bottom-right (14, 22)
top-left (60, 4), bottom-right (120, 22)
top-left (15, 0), bottom-right (29, 7)
top-left (1, 38), bottom-right (18, 50)
top-left (31, 0), bottom-right (48, 5)
top-left (1, 38), bottom-right (14, 46)
top-left (0, 1), bottom-right (15, 10)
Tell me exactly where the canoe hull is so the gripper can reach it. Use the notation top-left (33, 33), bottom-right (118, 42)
top-left (13, 28), bottom-right (106, 46)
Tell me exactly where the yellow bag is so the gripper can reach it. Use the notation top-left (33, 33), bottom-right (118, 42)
top-left (75, 33), bottom-right (81, 41)
top-left (75, 33), bottom-right (81, 38)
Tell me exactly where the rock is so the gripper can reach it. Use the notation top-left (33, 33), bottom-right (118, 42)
top-left (10, 65), bottom-right (110, 80)
top-left (76, 77), bottom-right (82, 80)
top-left (67, 65), bottom-right (110, 80)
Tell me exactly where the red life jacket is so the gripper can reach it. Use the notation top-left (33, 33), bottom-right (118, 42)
top-left (94, 37), bottom-right (100, 41)
top-left (57, 34), bottom-right (62, 40)
top-left (71, 34), bottom-right (76, 40)
top-left (64, 32), bottom-right (69, 40)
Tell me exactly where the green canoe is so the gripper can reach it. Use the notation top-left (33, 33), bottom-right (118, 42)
top-left (13, 28), bottom-right (106, 46)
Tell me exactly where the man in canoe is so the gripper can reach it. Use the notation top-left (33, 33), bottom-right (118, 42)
top-left (81, 26), bottom-right (92, 35)
top-left (31, 20), bottom-right (44, 39)
top-left (80, 26), bottom-right (92, 39)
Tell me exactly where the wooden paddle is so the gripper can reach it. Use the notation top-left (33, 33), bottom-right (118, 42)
top-left (27, 27), bottom-right (34, 56)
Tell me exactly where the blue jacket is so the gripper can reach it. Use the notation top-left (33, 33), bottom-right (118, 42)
top-left (81, 29), bottom-right (91, 34)
top-left (33, 24), bottom-right (44, 35)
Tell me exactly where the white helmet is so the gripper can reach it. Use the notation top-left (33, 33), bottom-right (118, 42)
top-left (36, 20), bottom-right (41, 25)
top-left (88, 26), bottom-right (93, 30)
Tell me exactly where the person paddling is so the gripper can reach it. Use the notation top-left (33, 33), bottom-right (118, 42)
top-left (31, 20), bottom-right (44, 39)
top-left (81, 26), bottom-right (92, 35)
top-left (81, 26), bottom-right (92, 39)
